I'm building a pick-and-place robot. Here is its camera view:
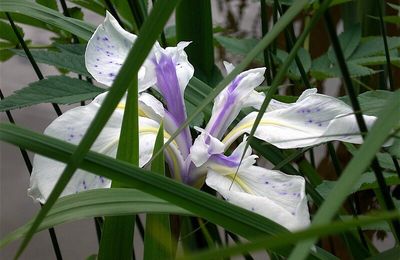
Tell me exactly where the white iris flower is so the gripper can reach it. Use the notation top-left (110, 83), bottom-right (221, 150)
top-left (29, 12), bottom-right (381, 231)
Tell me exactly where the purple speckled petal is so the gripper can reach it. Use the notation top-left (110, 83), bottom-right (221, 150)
top-left (85, 11), bottom-right (157, 91)
top-left (206, 166), bottom-right (310, 231)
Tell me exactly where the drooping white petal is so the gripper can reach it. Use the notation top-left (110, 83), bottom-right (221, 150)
top-left (223, 89), bottom-right (379, 149)
top-left (85, 11), bottom-right (156, 90)
top-left (29, 92), bottom-right (184, 203)
top-left (205, 67), bottom-right (266, 139)
top-left (206, 166), bottom-right (310, 231)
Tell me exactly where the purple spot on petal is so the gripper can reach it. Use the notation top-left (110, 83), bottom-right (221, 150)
top-left (96, 36), bottom-right (100, 40)
top-left (251, 207), bottom-right (255, 211)
top-left (94, 65), bottom-right (98, 67)
top-left (265, 181), bottom-right (269, 184)
top-left (308, 119), bottom-right (313, 123)
top-left (96, 58), bottom-right (100, 61)
top-left (272, 185), bottom-right (276, 189)
top-left (102, 36), bottom-right (109, 41)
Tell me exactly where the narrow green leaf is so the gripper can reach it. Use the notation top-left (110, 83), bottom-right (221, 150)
top-left (13, 48), bottom-right (90, 76)
top-left (288, 91), bottom-right (400, 259)
top-left (144, 124), bottom-right (172, 259)
top-left (0, 188), bottom-right (190, 249)
top-left (181, 211), bottom-right (400, 260)
top-left (69, 0), bottom-right (105, 15)
top-left (0, 0), bottom-right (95, 40)
top-left (176, 0), bottom-right (216, 83)
top-left (0, 75), bottom-right (104, 111)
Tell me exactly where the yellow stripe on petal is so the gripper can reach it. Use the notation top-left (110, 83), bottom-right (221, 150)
top-left (226, 173), bottom-right (254, 194)
top-left (222, 118), bottom-right (302, 144)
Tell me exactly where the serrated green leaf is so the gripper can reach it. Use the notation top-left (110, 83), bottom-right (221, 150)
top-left (311, 54), bottom-right (376, 79)
top-left (316, 172), bottom-right (400, 197)
top-left (13, 48), bottom-right (89, 76)
top-left (274, 48), bottom-right (311, 80)
top-left (351, 55), bottom-right (400, 67)
top-left (0, 76), bottom-right (104, 111)
top-left (340, 90), bottom-right (395, 116)
top-left (350, 36), bottom-right (400, 59)
top-left (327, 24), bottom-right (361, 63)
top-left (214, 35), bottom-right (263, 63)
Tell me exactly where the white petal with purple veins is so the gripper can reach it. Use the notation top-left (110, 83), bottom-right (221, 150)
top-left (223, 88), bottom-right (380, 148)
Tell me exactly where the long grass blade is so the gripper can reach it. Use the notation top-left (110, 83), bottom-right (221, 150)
top-left (97, 74), bottom-right (139, 259)
top-left (144, 124), bottom-right (173, 259)
top-left (181, 211), bottom-right (400, 260)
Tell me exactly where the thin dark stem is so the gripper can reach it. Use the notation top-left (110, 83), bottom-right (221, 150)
top-left (323, 8), bottom-right (400, 241)
top-left (6, 13), bottom-right (62, 116)
top-left (392, 156), bottom-right (400, 179)
top-left (151, 0), bottom-right (168, 47)
top-left (309, 148), bottom-right (316, 168)
top-left (0, 89), bottom-right (63, 260)
top-left (104, 0), bottom-right (125, 29)
top-left (275, 0), bottom-right (312, 89)
top-left (128, 0), bottom-right (145, 29)
top-left (135, 215), bottom-right (145, 241)
top-left (327, 142), bottom-right (369, 249)
top-left (58, 0), bottom-right (80, 44)
top-left (376, 0), bottom-right (394, 91)
top-left (260, 0), bottom-right (272, 85)
top-left (0, 89), bottom-right (32, 172)
top-left (94, 217), bottom-right (103, 243)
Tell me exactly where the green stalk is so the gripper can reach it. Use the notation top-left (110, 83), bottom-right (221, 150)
top-left (98, 75), bottom-right (139, 260)
top-left (176, 0), bottom-right (215, 84)
top-left (13, 1), bottom-right (180, 257)
top-left (376, 0), bottom-right (394, 91)
top-left (143, 124), bottom-right (173, 260)
top-left (260, 0), bottom-right (272, 85)
top-left (322, 8), bottom-right (400, 240)
top-left (274, 0), bottom-right (312, 89)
